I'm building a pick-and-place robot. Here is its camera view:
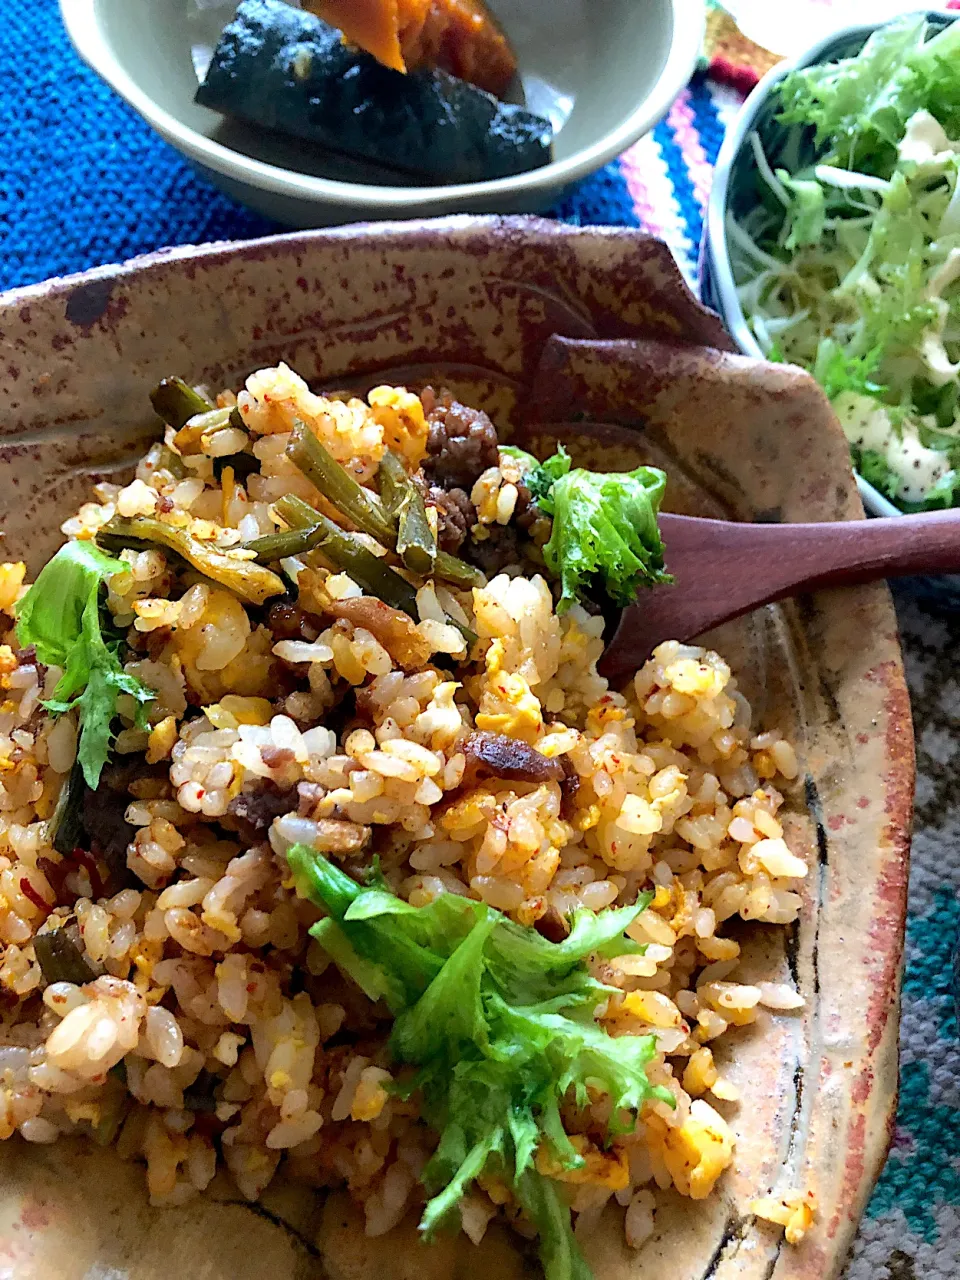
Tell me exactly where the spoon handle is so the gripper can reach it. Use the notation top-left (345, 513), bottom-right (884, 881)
top-left (598, 510), bottom-right (960, 683)
top-left (659, 509), bottom-right (960, 592)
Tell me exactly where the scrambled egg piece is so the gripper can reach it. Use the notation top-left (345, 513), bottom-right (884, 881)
top-left (750, 1188), bottom-right (817, 1244)
top-left (536, 1134), bottom-right (630, 1192)
top-left (146, 716), bottom-right (179, 765)
top-left (620, 991), bottom-right (683, 1029)
top-left (368, 385), bottom-right (428, 468)
top-left (350, 1066), bottom-right (392, 1122)
top-left (652, 1100), bottom-right (735, 1200)
top-left (0, 646), bottom-right (16, 687)
top-left (475, 670), bottom-right (543, 744)
top-left (664, 656), bottom-right (728, 698)
top-left (475, 643), bottom-right (544, 744)
top-left (203, 696), bottom-right (274, 729)
top-left (131, 937), bottom-right (165, 994)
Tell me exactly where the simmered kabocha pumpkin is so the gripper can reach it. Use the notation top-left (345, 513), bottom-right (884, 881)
top-left (301, 0), bottom-right (518, 97)
top-left (196, 0), bottom-right (552, 184)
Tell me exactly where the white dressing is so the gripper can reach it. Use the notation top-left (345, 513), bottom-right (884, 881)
top-left (832, 394), bottom-right (951, 502)
top-left (898, 110), bottom-right (957, 168)
top-left (813, 164), bottom-right (890, 194)
top-left (833, 393), bottom-right (893, 451)
top-left (920, 329), bottom-right (960, 386)
top-left (884, 421), bottom-right (949, 502)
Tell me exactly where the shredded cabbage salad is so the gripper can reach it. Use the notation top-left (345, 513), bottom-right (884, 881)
top-left (730, 14), bottom-right (960, 510)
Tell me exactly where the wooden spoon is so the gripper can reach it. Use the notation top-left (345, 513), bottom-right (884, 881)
top-left (598, 510), bottom-right (960, 684)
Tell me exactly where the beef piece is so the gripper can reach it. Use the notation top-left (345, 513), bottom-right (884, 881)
top-left (424, 483), bottom-right (476, 554)
top-left (267, 601), bottom-right (313, 641)
top-left (534, 907), bottom-right (569, 944)
top-left (182, 1070), bottom-right (221, 1114)
top-left (461, 731), bottom-right (564, 787)
top-left (144, 626), bottom-right (172, 661)
top-left (559, 757), bottom-right (580, 821)
top-left (458, 476), bottom-right (541, 573)
top-left (514, 482), bottom-right (537, 531)
top-left (421, 388), bottom-right (499, 489)
top-left (228, 783), bottom-right (297, 835)
top-left (297, 782), bottom-right (325, 818)
top-left (323, 597), bottom-right (432, 670)
top-left (463, 524), bottom-right (524, 576)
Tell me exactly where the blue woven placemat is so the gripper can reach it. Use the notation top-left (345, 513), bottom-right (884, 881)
top-left (0, 1), bottom-right (738, 290)
top-left (3, 5), bottom-right (960, 1278)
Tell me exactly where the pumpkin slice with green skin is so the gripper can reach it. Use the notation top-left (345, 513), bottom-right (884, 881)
top-left (196, 0), bottom-right (551, 185)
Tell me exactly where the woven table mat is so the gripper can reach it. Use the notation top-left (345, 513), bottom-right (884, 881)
top-left (1, 3), bottom-right (960, 1276)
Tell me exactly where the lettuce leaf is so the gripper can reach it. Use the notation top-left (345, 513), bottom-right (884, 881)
top-left (516, 1168), bottom-right (593, 1280)
top-left (525, 445), bottom-right (574, 509)
top-left (778, 171), bottom-right (826, 250)
top-left (498, 444), bottom-right (540, 470)
top-left (815, 340), bottom-right (886, 401)
top-left (14, 541), bottom-right (155, 788)
top-left (527, 449), bottom-right (672, 612)
top-left (776, 15), bottom-right (933, 172)
top-left (851, 446), bottom-right (901, 501)
top-left (287, 845), bottom-right (670, 1280)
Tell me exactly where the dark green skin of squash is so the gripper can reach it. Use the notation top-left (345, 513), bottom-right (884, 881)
top-left (195, 0), bottom-right (553, 185)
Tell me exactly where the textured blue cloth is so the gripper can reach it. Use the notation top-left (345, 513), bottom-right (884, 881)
top-left (0, 0), bottom-right (655, 291)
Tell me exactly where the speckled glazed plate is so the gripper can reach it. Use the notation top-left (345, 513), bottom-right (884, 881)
top-left (0, 217), bottom-right (913, 1280)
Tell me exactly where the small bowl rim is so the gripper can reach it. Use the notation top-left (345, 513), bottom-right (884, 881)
top-left (705, 7), bottom-right (958, 519)
top-left (60, 0), bottom-right (705, 208)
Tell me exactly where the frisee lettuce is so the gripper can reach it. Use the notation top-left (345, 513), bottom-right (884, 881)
top-left (851, 446), bottom-right (901, 502)
top-left (523, 446), bottom-right (672, 612)
top-left (730, 14), bottom-right (960, 511)
top-left (776, 15), bottom-right (942, 173)
top-left (14, 541), bottom-right (154, 788)
top-left (288, 845), bottom-right (671, 1280)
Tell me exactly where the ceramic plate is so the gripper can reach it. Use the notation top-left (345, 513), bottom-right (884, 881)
top-left (0, 217), bottom-right (913, 1279)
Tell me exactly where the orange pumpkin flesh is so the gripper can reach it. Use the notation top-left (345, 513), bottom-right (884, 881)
top-left (302, 0), bottom-right (518, 97)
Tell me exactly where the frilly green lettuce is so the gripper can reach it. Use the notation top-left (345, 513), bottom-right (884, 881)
top-left (524, 446), bottom-right (672, 612)
top-left (287, 845), bottom-right (671, 1280)
top-left (14, 541), bottom-right (155, 788)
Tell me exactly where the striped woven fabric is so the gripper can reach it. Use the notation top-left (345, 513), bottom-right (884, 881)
top-left (0, 2), bottom-right (748, 292)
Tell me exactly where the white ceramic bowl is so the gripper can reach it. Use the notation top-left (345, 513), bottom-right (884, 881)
top-left (702, 8), bottom-right (960, 608)
top-left (60, 0), bottom-right (704, 227)
top-left (702, 9), bottom-right (956, 521)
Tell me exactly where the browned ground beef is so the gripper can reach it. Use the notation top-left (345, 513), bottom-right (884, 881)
top-left (228, 783), bottom-right (298, 836)
top-left (420, 388), bottom-right (499, 489)
top-left (266, 601), bottom-right (314, 641)
top-left (425, 484), bottom-right (475, 553)
top-left (463, 526), bottom-right (524, 576)
top-left (415, 388), bottom-right (542, 566)
top-left (462, 484), bottom-right (542, 575)
top-left (514, 483), bottom-right (536, 529)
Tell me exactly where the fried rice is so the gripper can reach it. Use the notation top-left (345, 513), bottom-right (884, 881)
top-left (0, 363), bottom-right (814, 1255)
